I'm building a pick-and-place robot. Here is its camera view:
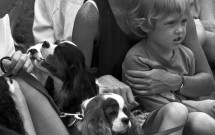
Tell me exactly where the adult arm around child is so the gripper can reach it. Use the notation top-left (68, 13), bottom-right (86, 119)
top-left (126, 14), bottom-right (215, 98)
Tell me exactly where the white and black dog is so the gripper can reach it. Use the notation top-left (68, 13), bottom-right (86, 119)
top-left (77, 93), bottom-right (143, 135)
top-left (27, 41), bottom-right (98, 113)
top-left (27, 41), bottom-right (143, 135)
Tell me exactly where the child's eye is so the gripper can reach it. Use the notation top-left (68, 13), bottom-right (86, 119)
top-left (181, 19), bottom-right (187, 25)
top-left (167, 21), bottom-right (175, 25)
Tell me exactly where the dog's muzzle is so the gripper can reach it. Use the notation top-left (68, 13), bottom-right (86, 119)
top-left (41, 61), bottom-right (57, 73)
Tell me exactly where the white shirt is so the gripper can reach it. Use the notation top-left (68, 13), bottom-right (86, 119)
top-left (33, 0), bottom-right (84, 44)
top-left (0, 15), bottom-right (15, 75)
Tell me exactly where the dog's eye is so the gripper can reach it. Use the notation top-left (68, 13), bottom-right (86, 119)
top-left (107, 110), bottom-right (117, 116)
top-left (123, 107), bottom-right (128, 113)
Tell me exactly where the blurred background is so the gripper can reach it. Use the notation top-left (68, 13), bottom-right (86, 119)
top-left (8, 0), bottom-right (215, 83)
top-left (9, 0), bottom-right (35, 52)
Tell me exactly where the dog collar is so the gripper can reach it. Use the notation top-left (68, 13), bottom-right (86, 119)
top-left (60, 112), bottom-right (84, 127)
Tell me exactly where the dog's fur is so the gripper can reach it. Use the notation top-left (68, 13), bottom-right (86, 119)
top-left (0, 76), bottom-right (26, 135)
top-left (28, 41), bottom-right (143, 135)
top-left (27, 41), bottom-right (98, 113)
top-left (69, 93), bottom-right (143, 135)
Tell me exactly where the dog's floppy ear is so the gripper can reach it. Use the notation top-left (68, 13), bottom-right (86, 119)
top-left (82, 107), bottom-right (112, 135)
top-left (57, 62), bottom-right (97, 111)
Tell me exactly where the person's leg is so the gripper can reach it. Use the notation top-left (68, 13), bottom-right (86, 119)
top-left (182, 99), bottom-right (215, 118)
top-left (202, 31), bottom-right (215, 64)
top-left (183, 112), bottom-right (215, 135)
top-left (143, 102), bottom-right (188, 135)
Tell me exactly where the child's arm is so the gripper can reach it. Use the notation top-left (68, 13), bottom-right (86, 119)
top-left (126, 15), bottom-right (215, 98)
top-left (124, 56), bottom-right (182, 96)
top-left (123, 49), bottom-right (181, 95)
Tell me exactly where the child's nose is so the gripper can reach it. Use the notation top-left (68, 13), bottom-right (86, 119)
top-left (175, 25), bottom-right (185, 34)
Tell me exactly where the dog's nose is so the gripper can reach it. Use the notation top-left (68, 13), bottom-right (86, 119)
top-left (42, 41), bottom-right (50, 48)
top-left (121, 118), bottom-right (129, 125)
top-left (28, 49), bottom-right (38, 55)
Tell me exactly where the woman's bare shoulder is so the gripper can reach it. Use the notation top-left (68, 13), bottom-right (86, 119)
top-left (73, 1), bottom-right (99, 38)
top-left (76, 2), bottom-right (99, 23)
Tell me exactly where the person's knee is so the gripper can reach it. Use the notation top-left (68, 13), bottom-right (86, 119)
top-left (184, 112), bottom-right (215, 135)
top-left (188, 112), bottom-right (214, 128)
top-left (203, 32), bottom-right (215, 63)
top-left (162, 102), bottom-right (188, 122)
top-left (164, 102), bottom-right (188, 116)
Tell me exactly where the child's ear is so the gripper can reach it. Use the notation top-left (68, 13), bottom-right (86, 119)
top-left (135, 18), bottom-right (151, 33)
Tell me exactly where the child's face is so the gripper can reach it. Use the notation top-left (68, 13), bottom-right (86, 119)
top-left (0, 0), bottom-right (22, 18)
top-left (148, 13), bottom-right (187, 51)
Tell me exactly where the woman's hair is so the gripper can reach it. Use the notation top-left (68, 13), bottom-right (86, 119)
top-left (0, 77), bottom-right (26, 135)
top-left (128, 0), bottom-right (190, 38)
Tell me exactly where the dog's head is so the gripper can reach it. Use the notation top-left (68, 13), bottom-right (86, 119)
top-left (81, 93), bottom-right (132, 135)
top-left (0, 76), bottom-right (26, 135)
top-left (40, 40), bottom-right (85, 81)
top-left (27, 43), bottom-right (46, 72)
top-left (28, 41), bottom-right (98, 113)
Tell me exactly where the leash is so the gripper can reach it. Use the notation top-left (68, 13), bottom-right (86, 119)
top-left (132, 64), bottom-right (215, 134)
top-left (60, 112), bottom-right (83, 127)
top-left (134, 64), bottom-right (202, 112)
top-left (139, 103), bottom-right (188, 135)
top-left (153, 123), bottom-right (186, 135)
top-left (158, 93), bottom-right (202, 112)
top-left (0, 56), bottom-right (61, 115)
top-left (135, 93), bottom-right (215, 135)
top-left (137, 99), bottom-right (188, 135)
top-left (0, 57), bottom-right (191, 134)
top-left (136, 93), bottom-right (202, 113)
top-left (0, 56), bottom-right (83, 129)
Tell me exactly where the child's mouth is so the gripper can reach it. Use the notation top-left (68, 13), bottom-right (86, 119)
top-left (174, 37), bottom-right (181, 42)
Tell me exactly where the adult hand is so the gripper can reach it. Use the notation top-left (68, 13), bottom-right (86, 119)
top-left (2, 51), bottom-right (33, 75)
top-left (125, 57), bottom-right (182, 96)
top-left (97, 75), bottom-right (139, 109)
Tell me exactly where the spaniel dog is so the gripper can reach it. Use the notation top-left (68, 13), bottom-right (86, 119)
top-left (27, 41), bottom-right (98, 114)
top-left (0, 76), bottom-right (26, 135)
top-left (75, 93), bottom-right (143, 135)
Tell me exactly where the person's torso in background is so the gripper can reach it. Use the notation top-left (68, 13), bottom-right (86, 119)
top-left (0, 15), bottom-right (15, 75)
top-left (34, 0), bottom-right (84, 43)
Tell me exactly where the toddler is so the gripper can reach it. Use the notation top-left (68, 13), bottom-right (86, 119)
top-left (123, 0), bottom-right (215, 118)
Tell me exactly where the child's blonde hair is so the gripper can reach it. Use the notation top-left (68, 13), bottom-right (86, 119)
top-left (128, 0), bottom-right (190, 38)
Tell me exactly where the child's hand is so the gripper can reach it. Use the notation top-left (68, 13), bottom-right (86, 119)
top-left (2, 51), bottom-right (33, 75)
